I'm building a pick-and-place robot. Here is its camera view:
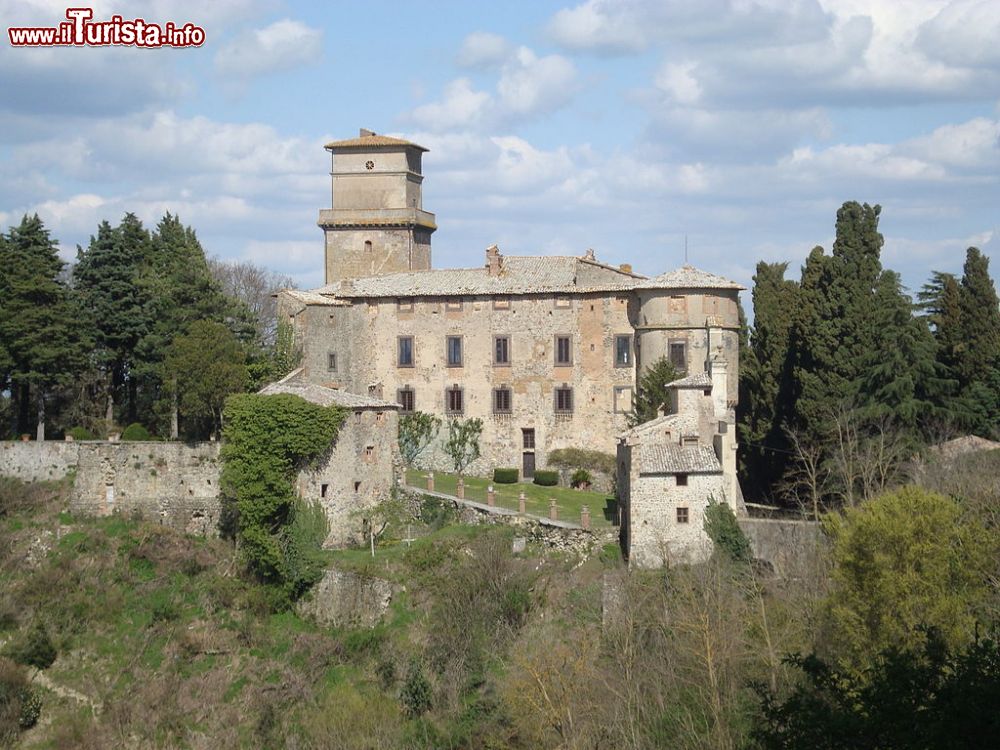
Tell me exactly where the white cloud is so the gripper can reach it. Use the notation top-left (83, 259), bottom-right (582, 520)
top-left (917, 0), bottom-right (1000, 68)
top-left (655, 61), bottom-right (702, 105)
top-left (214, 19), bottom-right (323, 79)
top-left (456, 32), bottom-right (512, 69)
top-left (408, 46), bottom-right (578, 132)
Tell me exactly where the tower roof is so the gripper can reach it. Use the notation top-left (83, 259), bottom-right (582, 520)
top-left (636, 264), bottom-right (745, 290)
top-left (324, 128), bottom-right (428, 152)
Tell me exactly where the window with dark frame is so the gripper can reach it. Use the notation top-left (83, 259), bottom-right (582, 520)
top-left (397, 336), bottom-right (414, 367)
top-left (446, 336), bottom-right (463, 367)
top-left (493, 386), bottom-right (512, 414)
top-left (397, 387), bottom-right (415, 413)
top-left (554, 335), bottom-right (572, 365)
top-left (445, 385), bottom-right (464, 414)
top-left (494, 335), bottom-right (511, 365)
top-left (321, 484), bottom-right (328, 498)
top-left (677, 474), bottom-right (689, 486)
top-left (327, 352), bottom-right (337, 371)
top-left (522, 428), bottom-right (535, 449)
top-left (669, 341), bottom-right (687, 370)
top-left (614, 335), bottom-right (632, 367)
top-left (554, 385), bottom-right (573, 413)
top-left (676, 507), bottom-right (689, 523)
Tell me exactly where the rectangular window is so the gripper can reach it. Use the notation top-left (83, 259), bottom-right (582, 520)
top-left (321, 483), bottom-right (328, 498)
top-left (554, 385), bottom-right (573, 414)
top-left (614, 386), bottom-right (633, 414)
top-left (397, 298), bottom-right (414, 312)
top-left (446, 336), bottom-right (463, 367)
top-left (493, 297), bottom-right (511, 310)
top-left (494, 335), bottom-right (511, 365)
top-left (493, 387), bottom-right (512, 414)
top-left (554, 297), bottom-right (572, 309)
top-left (445, 299), bottom-right (462, 311)
top-left (397, 336), bottom-right (414, 367)
top-left (669, 295), bottom-right (687, 313)
top-left (677, 474), bottom-right (689, 486)
top-left (364, 445), bottom-right (374, 459)
top-left (676, 507), bottom-right (689, 523)
top-left (669, 341), bottom-right (687, 370)
top-left (445, 386), bottom-right (464, 414)
top-left (554, 335), bottom-right (572, 366)
top-left (397, 388), bottom-right (415, 413)
top-left (522, 428), bottom-right (535, 449)
top-left (327, 352), bottom-right (337, 371)
top-left (614, 335), bottom-right (632, 367)
top-left (354, 410), bottom-right (362, 423)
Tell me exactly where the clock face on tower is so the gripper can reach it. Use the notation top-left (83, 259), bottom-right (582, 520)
top-left (365, 160), bottom-right (374, 170)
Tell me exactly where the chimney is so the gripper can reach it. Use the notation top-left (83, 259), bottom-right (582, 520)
top-left (710, 357), bottom-right (728, 416)
top-left (485, 244), bottom-right (503, 276)
top-left (583, 248), bottom-right (596, 261)
top-left (360, 128), bottom-right (375, 137)
top-left (619, 263), bottom-right (632, 274)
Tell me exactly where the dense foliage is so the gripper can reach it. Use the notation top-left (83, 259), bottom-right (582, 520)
top-left (532, 469), bottom-right (559, 486)
top-left (628, 356), bottom-right (680, 426)
top-left (493, 468), bottom-right (519, 484)
top-left (739, 201), bottom-right (1000, 503)
top-left (220, 393), bottom-right (344, 601)
top-left (0, 212), bottom-right (295, 441)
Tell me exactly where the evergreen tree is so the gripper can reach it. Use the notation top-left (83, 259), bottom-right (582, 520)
top-left (628, 356), bottom-right (680, 427)
top-left (957, 247), bottom-right (1000, 390)
top-left (72, 215), bottom-right (153, 426)
top-left (0, 215), bottom-right (88, 438)
top-left (739, 261), bottom-right (799, 497)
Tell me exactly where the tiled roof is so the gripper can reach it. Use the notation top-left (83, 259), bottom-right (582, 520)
top-left (316, 255), bottom-right (640, 298)
top-left (258, 371), bottom-right (399, 409)
top-left (667, 372), bottom-right (713, 388)
top-left (280, 289), bottom-right (347, 306)
top-left (324, 132), bottom-right (427, 152)
top-left (638, 444), bottom-right (721, 474)
top-left (636, 264), bottom-right (745, 290)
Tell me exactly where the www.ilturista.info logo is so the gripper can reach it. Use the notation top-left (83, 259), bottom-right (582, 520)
top-left (8, 8), bottom-right (205, 48)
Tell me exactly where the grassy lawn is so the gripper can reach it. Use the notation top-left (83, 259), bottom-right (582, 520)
top-left (405, 468), bottom-right (614, 528)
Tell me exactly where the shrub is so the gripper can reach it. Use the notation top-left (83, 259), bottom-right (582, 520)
top-left (704, 501), bottom-right (752, 565)
top-left (67, 426), bottom-right (95, 441)
top-left (399, 661), bottom-right (432, 717)
top-left (419, 495), bottom-right (457, 530)
top-left (547, 448), bottom-right (615, 476)
top-left (532, 470), bottom-right (559, 487)
top-left (570, 468), bottom-right (592, 488)
top-left (493, 468), bottom-right (519, 484)
top-left (121, 423), bottom-right (152, 441)
top-left (5, 622), bottom-right (57, 670)
top-left (1, 658), bottom-right (40, 743)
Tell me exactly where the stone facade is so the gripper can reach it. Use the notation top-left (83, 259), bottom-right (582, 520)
top-left (278, 129), bottom-right (745, 480)
top-left (617, 358), bottom-right (744, 567)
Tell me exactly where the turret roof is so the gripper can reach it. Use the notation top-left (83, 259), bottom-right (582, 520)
top-left (636, 264), bottom-right (745, 290)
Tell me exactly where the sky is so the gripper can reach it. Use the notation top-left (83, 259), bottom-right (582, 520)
top-left (2, 0), bottom-right (998, 301)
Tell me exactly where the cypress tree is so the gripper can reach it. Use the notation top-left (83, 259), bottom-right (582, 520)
top-left (957, 248), bottom-right (1000, 389)
top-left (0, 215), bottom-right (87, 438)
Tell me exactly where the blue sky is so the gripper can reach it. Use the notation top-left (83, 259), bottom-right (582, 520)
top-left (2, 0), bottom-right (998, 300)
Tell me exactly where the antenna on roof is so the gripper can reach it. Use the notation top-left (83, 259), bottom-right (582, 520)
top-left (684, 234), bottom-right (688, 264)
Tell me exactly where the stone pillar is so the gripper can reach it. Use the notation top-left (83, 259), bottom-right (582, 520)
top-left (549, 499), bottom-right (558, 521)
top-left (581, 505), bottom-right (590, 531)
top-left (487, 485), bottom-right (495, 507)
top-left (426, 472), bottom-right (434, 492)
top-left (518, 491), bottom-right (526, 514)
top-left (456, 477), bottom-right (465, 500)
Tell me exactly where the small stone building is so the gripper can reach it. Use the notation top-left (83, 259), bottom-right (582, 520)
top-left (617, 357), bottom-right (744, 567)
top-left (258, 370), bottom-right (401, 547)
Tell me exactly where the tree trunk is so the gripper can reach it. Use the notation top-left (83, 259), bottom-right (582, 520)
top-left (127, 374), bottom-right (137, 425)
top-left (36, 389), bottom-right (46, 442)
top-left (170, 383), bottom-right (179, 440)
top-left (17, 382), bottom-right (31, 436)
top-left (105, 372), bottom-right (114, 429)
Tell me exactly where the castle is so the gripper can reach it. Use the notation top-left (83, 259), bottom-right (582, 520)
top-left (278, 129), bottom-right (748, 565)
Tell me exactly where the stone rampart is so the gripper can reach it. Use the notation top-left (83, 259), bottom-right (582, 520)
top-left (738, 517), bottom-right (824, 578)
top-left (0, 441), bottom-right (80, 483)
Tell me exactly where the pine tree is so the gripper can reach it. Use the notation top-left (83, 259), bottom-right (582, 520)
top-left (628, 357), bottom-right (680, 427)
top-left (957, 248), bottom-right (1000, 389)
top-left (0, 215), bottom-right (88, 438)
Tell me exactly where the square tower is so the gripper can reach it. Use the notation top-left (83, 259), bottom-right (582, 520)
top-left (319, 129), bottom-right (436, 283)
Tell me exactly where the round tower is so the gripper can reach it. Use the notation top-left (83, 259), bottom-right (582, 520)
top-left (633, 265), bottom-right (744, 405)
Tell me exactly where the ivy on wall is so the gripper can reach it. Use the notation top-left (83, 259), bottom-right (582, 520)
top-left (220, 393), bottom-right (345, 601)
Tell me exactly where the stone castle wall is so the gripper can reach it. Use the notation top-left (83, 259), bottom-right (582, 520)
top-left (0, 441), bottom-right (80, 483)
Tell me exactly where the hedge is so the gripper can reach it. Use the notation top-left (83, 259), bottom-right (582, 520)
top-left (532, 470), bottom-right (559, 487)
top-left (121, 423), bottom-right (152, 441)
top-left (493, 468), bottom-right (519, 484)
top-left (547, 448), bottom-right (615, 476)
